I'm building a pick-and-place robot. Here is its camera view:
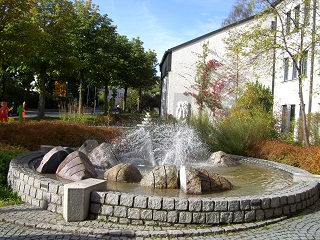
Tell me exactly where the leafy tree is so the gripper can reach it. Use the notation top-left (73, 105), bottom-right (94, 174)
top-left (221, 0), bottom-right (258, 27)
top-left (227, 0), bottom-right (319, 147)
top-left (0, 0), bottom-right (34, 100)
top-left (26, 0), bottom-right (76, 116)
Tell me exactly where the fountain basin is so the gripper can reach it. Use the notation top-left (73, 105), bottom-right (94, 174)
top-left (7, 150), bottom-right (320, 226)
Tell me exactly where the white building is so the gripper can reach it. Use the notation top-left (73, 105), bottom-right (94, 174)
top-left (160, 0), bottom-right (320, 132)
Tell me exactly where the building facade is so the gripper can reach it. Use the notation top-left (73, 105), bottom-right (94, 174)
top-left (160, 0), bottom-right (319, 133)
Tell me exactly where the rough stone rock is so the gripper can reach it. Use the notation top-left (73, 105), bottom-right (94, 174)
top-left (140, 165), bottom-right (179, 189)
top-left (56, 151), bottom-right (97, 181)
top-left (103, 163), bottom-right (142, 182)
top-left (180, 166), bottom-right (202, 194)
top-left (208, 151), bottom-right (237, 167)
top-left (88, 142), bottom-right (118, 169)
top-left (180, 166), bottom-right (233, 194)
top-left (198, 168), bottom-right (233, 191)
top-left (36, 146), bottom-right (69, 173)
top-left (78, 140), bottom-right (99, 155)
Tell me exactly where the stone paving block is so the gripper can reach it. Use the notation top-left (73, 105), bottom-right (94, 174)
top-left (271, 197), bottom-right (280, 208)
top-left (261, 198), bottom-right (271, 209)
top-left (206, 212), bottom-right (220, 224)
top-left (153, 210), bottom-right (167, 222)
top-left (167, 211), bottom-right (178, 223)
top-left (233, 211), bottom-right (244, 223)
top-left (220, 212), bottom-right (233, 223)
top-left (192, 212), bottom-right (206, 224)
top-left (113, 206), bottom-right (127, 218)
top-left (188, 199), bottom-right (202, 212)
top-left (240, 199), bottom-right (251, 210)
top-left (175, 199), bottom-right (188, 210)
top-left (202, 199), bottom-right (214, 211)
top-left (48, 183), bottom-right (59, 194)
top-left (148, 196), bottom-right (162, 210)
top-left (134, 195), bottom-right (148, 208)
top-left (141, 209), bottom-right (153, 220)
top-left (228, 200), bottom-right (240, 211)
top-left (251, 199), bottom-right (261, 210)
top-left (120, 194), bottom-right (134, 207)
top-left (244, 210), bottom-right (255, 222)
top-left (256, 209), bottom-right (265, 221)
top-left (162, 197), bottom-right (175, 210)
top-left (105, 192), bottom-right (120, 205)
top-left (179, 212), bottom-right (192, 224)
top-left (101, 205), bottom-right (113, 215)
top-left (274, 207), bottom-right (283, 217)
top-left (264, 209), bottom-right (274, 218)
top-left (215, 201), bottom-right (228, 211)
top-left (128, 208), bottom-right (140, 219)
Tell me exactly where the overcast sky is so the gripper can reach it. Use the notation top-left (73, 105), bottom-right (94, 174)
top-left (91, 0), bottom-right (235, 65)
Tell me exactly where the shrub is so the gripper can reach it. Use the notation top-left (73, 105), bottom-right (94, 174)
top-left (247, 140), bottom-right (320, 174)
top-left (188, 111), bottom-right (215, 151)
top-left (0, 149), bottom-right (28, 185)
top-left (211, 109), bottom-right (274, 155)
top-left (0, 121), bottom-right (124, 151)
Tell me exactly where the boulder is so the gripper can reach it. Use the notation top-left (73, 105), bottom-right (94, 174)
top-left (180, 166), bottom-right (233, 194)
top-left (208, 151), bottom-right (237, 167)
top-left (56, 151), bottom-right (97, 181)
top-left (103, 163), bottom-right (142, 182)
top-left (36, 146), bottom-right (69, 173)
top-left (198, 169), bottom-right (233, 191)
top-left (140, 165), bottom-right (179, 189)
top-left (180, 166), bottom-right (202, 194)
top-left (88, 142), bottom-right (118, 169)
top-left (78, 140), bottom-right (99, 155)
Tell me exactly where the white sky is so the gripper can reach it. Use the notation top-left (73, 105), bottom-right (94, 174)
top-left (91, 0), bottom-right (236, 67)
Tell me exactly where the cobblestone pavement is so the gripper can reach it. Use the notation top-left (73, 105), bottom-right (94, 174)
top-left (1, 200), bottom-right (320, 239)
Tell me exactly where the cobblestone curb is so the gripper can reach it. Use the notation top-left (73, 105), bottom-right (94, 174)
top-left (7, 151), bottom-right (320, 227)
top-left (0, 203), bottom-right (287, 238)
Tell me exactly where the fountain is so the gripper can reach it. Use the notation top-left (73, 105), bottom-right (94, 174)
top-left (6, 121), bottom-right (320, 226)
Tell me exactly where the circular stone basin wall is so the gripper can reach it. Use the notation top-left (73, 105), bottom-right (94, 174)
top-left (7, 150), bottom-right (320, 226)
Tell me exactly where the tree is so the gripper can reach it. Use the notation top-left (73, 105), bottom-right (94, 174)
top-left (227, 0), bottom-right (319, 147)
top-left (26, 0), bottom-right (76, 116)
top-left (0, 0), bottom-right (34, 100)
top-left (221, 0), bottom-right (258, 27)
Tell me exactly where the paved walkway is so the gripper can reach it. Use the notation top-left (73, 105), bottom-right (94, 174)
top-left (1, 199), bottom-right (320, 240)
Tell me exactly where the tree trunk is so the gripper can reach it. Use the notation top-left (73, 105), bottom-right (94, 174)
top-left (298, 75), bottom-right (310, 148)
top-left (308, 0), bottom-right (316, 114)
top-left (138, 87), bottom-right (142, 113)
top-left (123, 86), bottom-right (128, 113)
top-left (104, 78), bottom-right (109, 114)
top-left (38, 64), bottom-right (47, 117)
top-left (78, 69), bottom-right (84, 114)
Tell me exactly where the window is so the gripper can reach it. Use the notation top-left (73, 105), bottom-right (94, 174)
top-left (290, 105), bottom-right (295, 122)
top-left (286, 11), bottom-right (291, 33)
top-left (292, 60), bottom-right (298, 79)
top-left (284, 58), bottom-right (289, 81)
top-left (301, 51), bottom-right (308, 76)
top-left (281, 105), bottom-right (288, 132)
top-left (294, 5), bottom-right (300, 29)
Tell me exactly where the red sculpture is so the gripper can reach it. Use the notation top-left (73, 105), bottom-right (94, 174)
top-left (0, 101), bottom-right (10, 122)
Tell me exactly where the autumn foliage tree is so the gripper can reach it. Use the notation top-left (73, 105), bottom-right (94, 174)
top-left (184, 43), bottom-right (233, 118)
